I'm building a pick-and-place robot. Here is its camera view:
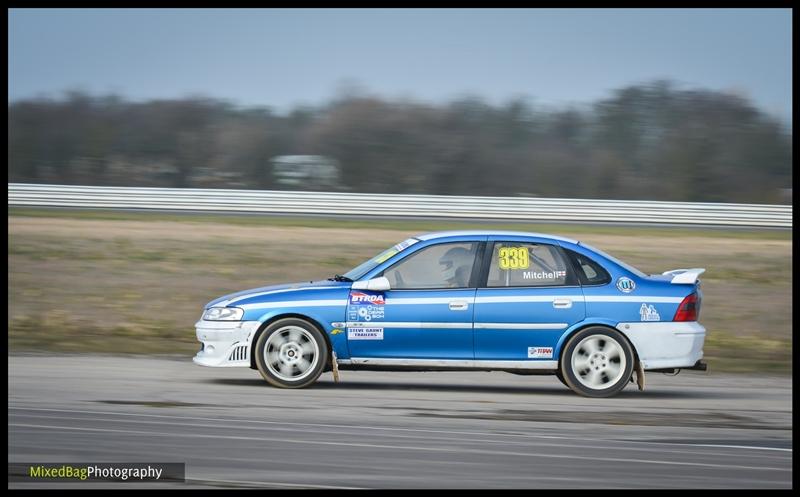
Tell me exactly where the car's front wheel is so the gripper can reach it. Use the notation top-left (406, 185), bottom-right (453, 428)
top-left (560, 327), bottom-right (634, 398)
top-left (254, 318), bottom-right (328, 389)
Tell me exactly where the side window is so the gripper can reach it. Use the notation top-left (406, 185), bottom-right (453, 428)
top-left (383, 242), bottom-right (479, 289)
top-left (486, 242), bottom-right (575, 287)
top-left (564, 249), bottom-right (611, 286)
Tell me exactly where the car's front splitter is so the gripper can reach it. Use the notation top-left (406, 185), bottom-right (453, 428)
top-left (193, 320), bottom-right (261, 367)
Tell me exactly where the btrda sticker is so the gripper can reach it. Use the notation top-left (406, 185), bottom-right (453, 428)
top-left (640, 303), bottom-right (660, 321)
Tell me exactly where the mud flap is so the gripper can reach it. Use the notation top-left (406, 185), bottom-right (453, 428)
top-left (635, 360), bottom-right (645, 391)
top-left (331, 351), bottom-right (340, 383)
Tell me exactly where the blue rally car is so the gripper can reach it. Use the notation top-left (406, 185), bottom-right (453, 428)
top-left (194, 231), bottom-right (707, 397)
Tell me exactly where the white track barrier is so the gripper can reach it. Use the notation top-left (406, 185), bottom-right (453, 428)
top-left (8, 183), bottom-right (791, 228)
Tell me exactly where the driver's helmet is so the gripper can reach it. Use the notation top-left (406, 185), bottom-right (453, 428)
top-left (439, 247), bottom-right (472, 285)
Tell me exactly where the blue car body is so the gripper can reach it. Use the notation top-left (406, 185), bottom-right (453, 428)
top-left (194, 230), bottom-right (706, 395)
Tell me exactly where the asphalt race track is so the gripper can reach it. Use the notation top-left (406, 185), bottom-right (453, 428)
top-left (8, 355), bottom-right (792, 489)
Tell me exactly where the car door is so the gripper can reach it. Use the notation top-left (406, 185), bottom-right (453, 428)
top-left (346, 240), bottom-right (483, 360)
top-left (473, 237), bottom-right (586, 362)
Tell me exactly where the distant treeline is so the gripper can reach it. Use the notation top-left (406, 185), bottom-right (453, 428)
top-left (8, 80), bottom-right (792, 203)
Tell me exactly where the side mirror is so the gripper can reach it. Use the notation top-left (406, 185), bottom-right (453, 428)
top-left (351, 276), bottom-right (391, 292)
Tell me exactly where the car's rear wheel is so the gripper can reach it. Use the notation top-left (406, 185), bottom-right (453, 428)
top-left (555, 370), bottom-right (569, 388)
top-left (254, 318), bottom-right (328, 389)
top-left (560, 327), bottom-right (634, 398)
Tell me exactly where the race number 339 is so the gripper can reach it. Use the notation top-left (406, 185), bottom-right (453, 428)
top-left (498, 246), bottom-right (530, 270)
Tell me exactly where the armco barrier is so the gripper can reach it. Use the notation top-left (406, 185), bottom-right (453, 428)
top-left (7, 183), bottom-right (791, 228)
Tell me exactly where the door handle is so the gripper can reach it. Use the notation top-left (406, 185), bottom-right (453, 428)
top-left (449, 300), bottom-right (469, 311)
top-left (553, 298), bottom-right (573, 309)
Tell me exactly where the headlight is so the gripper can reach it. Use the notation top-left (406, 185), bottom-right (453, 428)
top-left (202, 307), bottom-right (244, 321)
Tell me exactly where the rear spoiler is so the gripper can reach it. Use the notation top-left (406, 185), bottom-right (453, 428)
top-left (662, 268), bottom-right (706, 284)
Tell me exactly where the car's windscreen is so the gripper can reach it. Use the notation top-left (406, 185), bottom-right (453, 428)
top-left (578, 242), bottom-right (648, 278)
top-left (343, 238), bottom-right (421, 281)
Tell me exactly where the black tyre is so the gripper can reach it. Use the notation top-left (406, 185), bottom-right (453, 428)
top-left (560, 326), bottom-right (634, 398)
top-left (254, 318), bottom-right (328, 389)
top-left (555, 370), bottom-right (569, 388)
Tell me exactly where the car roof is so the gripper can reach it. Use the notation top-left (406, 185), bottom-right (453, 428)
top-left (415, 230), bottom-right (579, 244)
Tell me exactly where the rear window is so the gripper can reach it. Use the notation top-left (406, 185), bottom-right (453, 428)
top-left (564, 249), bottom-right (611, 286)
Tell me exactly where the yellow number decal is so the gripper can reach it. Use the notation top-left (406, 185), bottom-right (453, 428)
top-left (508, 248), bottom-right (520, 269)
top-left (498, 247), bottom-right (511, 269)
top-left (498, 246), bottom-right (529, 270)
top-left (517, 247), bottom-right (529, 269)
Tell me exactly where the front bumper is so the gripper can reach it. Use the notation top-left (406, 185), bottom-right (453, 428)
top-left (192, 320), bottom-right (261, 367)
top-left (615, 321), bottom-right (706, 370)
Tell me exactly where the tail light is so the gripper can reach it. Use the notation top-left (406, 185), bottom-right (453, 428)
top-left (673, 292), bottom-right (700, 321)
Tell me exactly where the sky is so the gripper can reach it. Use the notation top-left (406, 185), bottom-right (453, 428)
top-left (7, 8), bottom-right (793, 123)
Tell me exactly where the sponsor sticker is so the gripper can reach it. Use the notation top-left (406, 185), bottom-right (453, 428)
top-left (616, 277), bottom-right (636, 293)
top-left (347, 327), bottom-right (384, 340)
top-left (372, 238), bottom-right (419, 264)
top-left (349, 292), bottom-right (386, 321)
top-left (528, 347), bottom-right (553, 359)
top-left (349, 291), bottom-right (385, 305)
top-left (330, 328), bottom-right (344, 335)
top-left (374, 249), bottom-right (398, 264)
top-left (639, 303), bottom-right (660, 321)
top-left (523, 270), bottom-right (566, 280)
top-left (393, 238), bottom-right (419, 252)
top-left (354, 306), bottom-right (385, 321)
